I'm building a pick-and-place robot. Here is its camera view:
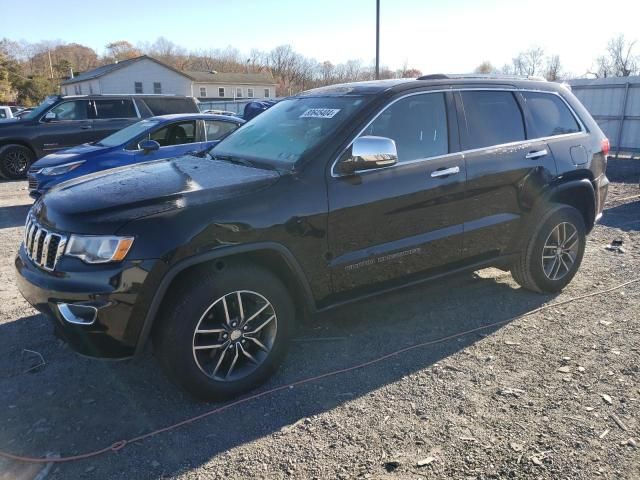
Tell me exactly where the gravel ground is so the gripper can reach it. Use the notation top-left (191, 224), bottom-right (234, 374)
top-left (0, 160), bottom-right (639, 480)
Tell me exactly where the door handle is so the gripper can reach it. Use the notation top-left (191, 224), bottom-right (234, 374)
top-left (430, 166), bottom-right (460, 178)
top-left (525, 149), bottom-right (548, 159)
top-left (80, 125), bottom-right (92, 130)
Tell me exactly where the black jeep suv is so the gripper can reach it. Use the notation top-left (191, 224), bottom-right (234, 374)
top-left (0, 94), bottom-right (199, 179)
top-left (15, 76), bottom-right (609, 400)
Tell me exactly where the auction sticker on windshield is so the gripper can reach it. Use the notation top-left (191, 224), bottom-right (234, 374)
top-left (300, 108), bottom-right (341, 119)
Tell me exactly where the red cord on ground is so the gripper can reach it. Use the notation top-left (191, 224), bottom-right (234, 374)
top-left (1, 277), bottom-right (638, 465)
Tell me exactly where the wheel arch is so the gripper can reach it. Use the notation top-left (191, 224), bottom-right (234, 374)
top-left (134, 242), bottom-right (316, 357)
top-left (0, 139), bottom-right (38, 157)
top-left (542, 178), bottom-right (596, 233)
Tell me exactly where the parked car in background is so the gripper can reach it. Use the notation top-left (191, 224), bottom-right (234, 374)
top-left (0, 94), bottom-right (199, 179)
top-left (14, 108), bottom-right (33, 119)
top-left (15, 75), bottom-right (608, 400)
top-left (242, 100), bottom-right (277, 121)
top-left (0, 106), bottom-right (14, 120)
top-left (27, 113), bottom-right (244, 198)
top-left (202, 109), bottom-right (238, 117)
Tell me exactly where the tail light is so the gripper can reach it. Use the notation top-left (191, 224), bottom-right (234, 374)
top-left (601, 138), bottom-right (610, 156)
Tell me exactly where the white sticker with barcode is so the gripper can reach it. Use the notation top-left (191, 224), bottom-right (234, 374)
top-left (299, 108), bottom-right (341, 119)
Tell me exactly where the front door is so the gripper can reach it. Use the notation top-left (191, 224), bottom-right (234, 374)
top-left (135, 120), bottom-right (204, 161)
top-left (36, 99), bottom-right (94, 154)
top-left (327, 91), bottom-right (466, 293)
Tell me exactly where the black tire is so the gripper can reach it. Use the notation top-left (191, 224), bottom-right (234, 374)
top-left (153, 263), bottom-right (294, 401)
top-left (0, 144), bottom-right (35, 180)
top-left (511, 204), bottom-right (586, 293)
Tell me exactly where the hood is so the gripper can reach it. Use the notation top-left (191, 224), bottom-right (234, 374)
top-left (35, 155), bottom-right (280, 234)
top-left (31, 144), bottom-right (112, 169)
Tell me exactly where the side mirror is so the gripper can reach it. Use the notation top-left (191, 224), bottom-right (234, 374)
top-left (139, 139), bottom-right (160, 153)
top-left (338, 136), bottom-right (398, 175)
top-left (43, 111), bottom-right (56, 122)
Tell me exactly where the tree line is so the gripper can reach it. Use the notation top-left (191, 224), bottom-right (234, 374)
top-left (474, 34), bottom-right (638, 81)
top-left (1, 34), bottom-right (638, 106)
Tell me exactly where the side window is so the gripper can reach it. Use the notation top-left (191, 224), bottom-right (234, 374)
top-left (361, 93), bottom-right (448, 163)
top-left (205, 120), bottom-right (239, 141)
top-left (460, 91), bottom-right (525, 149)
top-left (48, 100), bottom-right (89, 121)
top-left (149, 121), bottom-right (196, 146)
top-left (93, 99), bottom-right (137, 119)
top-left (521, 92), bottom-right (581, 138)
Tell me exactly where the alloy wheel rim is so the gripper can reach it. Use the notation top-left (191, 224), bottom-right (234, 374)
top-left (5, 150), bottom-right (29, 176)
top-left (541, 221), bottom-right (579, 281)
top-left (192, 290), bottom-right (277, 381)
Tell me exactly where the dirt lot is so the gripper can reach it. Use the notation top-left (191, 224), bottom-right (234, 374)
top-left (0, 160), bottom-right (639, 480)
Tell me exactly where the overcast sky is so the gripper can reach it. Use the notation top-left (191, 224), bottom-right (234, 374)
top-left (3, 0), bottom-right (639, 76)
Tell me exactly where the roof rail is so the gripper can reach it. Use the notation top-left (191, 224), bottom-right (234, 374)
top-left (417, 73), bottom-right (547, 82)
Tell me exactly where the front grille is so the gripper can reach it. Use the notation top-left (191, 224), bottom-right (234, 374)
top-left (24, 216), bottom-right (67, 271)
top-left (27, 175), bottom-right (38, 190)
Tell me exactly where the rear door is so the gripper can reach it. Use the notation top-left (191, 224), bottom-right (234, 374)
top-left (457, 90), bottom-right (557, 259)
top-left (36, 99), bottom-right (94, 153)
top-left (327, 91), bottom-right (466, 293)
top-left (91, 98), bottom-right (139, 141)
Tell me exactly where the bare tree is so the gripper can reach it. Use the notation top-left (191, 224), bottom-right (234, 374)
top-left (544, 55), bottom-right (562, 81)
top-left (474, 61), bottom-right (497, 74)
top-left (105, 41), bottom-right (140, 62)
top-left (607, 35), bottom-right (637, 76)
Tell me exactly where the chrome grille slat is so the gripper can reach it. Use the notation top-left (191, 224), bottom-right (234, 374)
top-left (41, 232), bottom-right (52, 267)
top-left (23, 215), bottom-right (67, 271)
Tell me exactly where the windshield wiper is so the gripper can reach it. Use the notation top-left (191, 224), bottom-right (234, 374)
top-left (212, 154), bottom-right (255, 168)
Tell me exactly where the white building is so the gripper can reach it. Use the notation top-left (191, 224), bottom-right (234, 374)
top-left (60, 55), bottom-right (277, 100)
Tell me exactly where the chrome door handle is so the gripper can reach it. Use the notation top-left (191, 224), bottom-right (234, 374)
top-left (430, 166), bottom-right (460, 178)
top-left (525, 149), bottom-right (548, 159)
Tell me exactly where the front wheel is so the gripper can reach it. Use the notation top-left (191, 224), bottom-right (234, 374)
top-left (511, 204), bottom-right (586, 293)
top-left (153, 263), bottom-right (294, 401)
top-left (0, 144), bottom-right (34, 180)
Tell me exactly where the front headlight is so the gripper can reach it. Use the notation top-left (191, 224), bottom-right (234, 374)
top-left (65, 235), bottom-right (134, 264)
top-left (41, 160), bottom-right (85, 176)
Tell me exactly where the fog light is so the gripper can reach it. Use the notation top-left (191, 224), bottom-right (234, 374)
top-left (58, 303), bottom-right (97, 325)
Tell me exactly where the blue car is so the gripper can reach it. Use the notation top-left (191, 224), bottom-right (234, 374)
top-left (27, 113), bottom-right (244, 198)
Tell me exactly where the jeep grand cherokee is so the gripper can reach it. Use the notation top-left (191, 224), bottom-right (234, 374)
top-left (15, 75), bottom-right (609, 400)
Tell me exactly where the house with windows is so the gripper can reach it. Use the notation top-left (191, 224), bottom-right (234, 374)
top-left (60, 55), bottom-right (277, 101)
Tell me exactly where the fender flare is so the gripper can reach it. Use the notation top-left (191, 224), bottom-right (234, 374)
top-left (133, 242), bottom-right (316, 357)
top-left (541, 178), bottom-right (596, 227)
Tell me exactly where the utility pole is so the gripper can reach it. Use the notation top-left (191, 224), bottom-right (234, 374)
top-left (48, 50), bottom-right (54, 80)
top-left (375, 0), bottom-right (380, 79)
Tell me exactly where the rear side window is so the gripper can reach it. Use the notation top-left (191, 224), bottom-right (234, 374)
top-left (521, 92), bottom-right (581, 138)
top-left (93, 99), bottom-right (137, 119)
top-left (362, 92), bottom-right (448, 163)
top-left (460, 91), bottom-right (525, 149)
top-left (139, 97), bottom-right (199, 115)
top-left (205, 120), bottom-right (239, 141)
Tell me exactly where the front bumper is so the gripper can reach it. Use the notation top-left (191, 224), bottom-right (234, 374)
top-left (15, 245), bottom-right (161, 358)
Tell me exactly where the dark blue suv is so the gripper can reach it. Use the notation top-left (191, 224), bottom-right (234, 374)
top-left (27, 113), bottom-right (244, 198)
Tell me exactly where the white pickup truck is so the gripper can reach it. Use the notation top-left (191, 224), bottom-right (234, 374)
top-left (0, 106), bottom-right (14, 120)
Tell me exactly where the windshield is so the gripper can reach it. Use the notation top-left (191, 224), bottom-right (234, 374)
top-left (213, 96), bottom-right (367, 166)
top-left (97, 119), bottom-right (161, 147)
top-left (22, 96), bottom-right (57, 120)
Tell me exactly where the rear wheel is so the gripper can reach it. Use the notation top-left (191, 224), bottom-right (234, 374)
top-left (511, 204), bottom-right (586, 293)
top-left (0, 144), bottom-right (34, 180)
top-left (153, 263), bottom-right (294, 401)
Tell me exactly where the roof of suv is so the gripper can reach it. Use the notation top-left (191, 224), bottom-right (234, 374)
top-left (299, 75), bottom-right (563, 97)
